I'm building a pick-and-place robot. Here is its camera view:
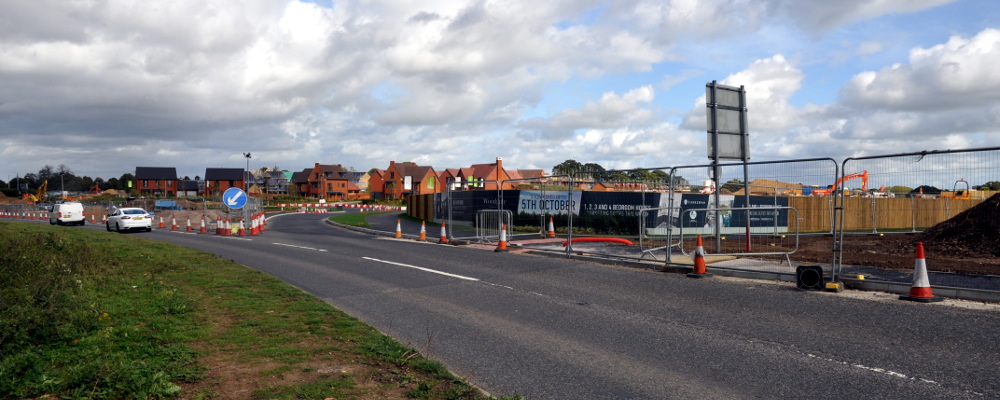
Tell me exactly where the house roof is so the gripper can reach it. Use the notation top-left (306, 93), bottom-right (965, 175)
top-left (135, 167), bottom-right (177, 180)
top-left (518, 169), bottom-right (545, 179)
top-left (204, 168), bottom-right (244, 181)
top-left (292, 169), bottom-right (311, 183)
top-left (314, 164), bottom-right (347, 179)
top-left (179, 180), bottom-right (200, 191)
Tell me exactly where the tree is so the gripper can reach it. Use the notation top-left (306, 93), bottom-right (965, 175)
top-left (911, 185), bottom-right (940, 195)
top-left (552, 160), bottom-right (584, 176)
top-left (980, 181), bottom-right (1000, 191)
top-left (721, 179), bottom-right (745, 193)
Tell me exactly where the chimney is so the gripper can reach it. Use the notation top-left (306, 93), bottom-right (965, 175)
top-left (314, 162), bottom-right (320, 168)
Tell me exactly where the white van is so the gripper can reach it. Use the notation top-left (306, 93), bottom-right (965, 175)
top-left (50, 202), bottom-right (86, 226)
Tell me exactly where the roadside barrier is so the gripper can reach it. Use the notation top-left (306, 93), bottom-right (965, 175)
top-left (899, 242), bottom-right (943, 303)
top-left (687, 235), bottom-right (712, 278)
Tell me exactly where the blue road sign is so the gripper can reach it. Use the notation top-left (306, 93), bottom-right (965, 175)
top-left (223, 187), bottom-right (248, 209)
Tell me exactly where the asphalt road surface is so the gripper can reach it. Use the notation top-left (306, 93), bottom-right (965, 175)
top-left (56, 212), bottom-right (1000, 399)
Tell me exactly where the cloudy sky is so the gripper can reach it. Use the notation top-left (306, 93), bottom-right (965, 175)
top-left (2, 0), bottom-right (998, 181)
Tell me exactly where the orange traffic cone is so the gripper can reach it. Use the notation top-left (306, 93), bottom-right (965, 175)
top-left (900, 242), bottom-right (943, 303)
top-left (687, 235), bottom-right (712, 278)
top-left (395, 219), bottom-right (402, 238)
top-left (199, 216), bottom-right (207, 234)
top-left (171, 216), bottom-right (178, 231)
top-left (158, 215), bottom-right (165, 229)
top-left (185, 217), bottom-right (192, 232)
top-left (439, 221), bottom-right (448, 244)
top-left (91, 213), bottom-right (96, 224)
top-left (250, 215), bottom-right (259, 236)
top-left (419, 221), bottom-right (427, 241)
top-left (495, 224), bottom-right (509, 252)
top-left (216, 216), bottom-right (223, 235)
top-left (224, 218), bottom-right (230, 236)
top-left (238, 219), bottom-right (246, 236)
top-left (547, 217), bottom-right (556, 238)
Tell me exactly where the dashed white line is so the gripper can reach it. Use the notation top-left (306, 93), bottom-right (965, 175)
top-left (362, 257), bottom-right (479, 281)
top-left (272, 242), bottom-right (328, 252)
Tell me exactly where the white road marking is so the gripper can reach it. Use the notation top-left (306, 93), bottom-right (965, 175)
top-left (273, 242), bottom-right (328, 252)
top-left (362, 257), bottom-right (479, 281)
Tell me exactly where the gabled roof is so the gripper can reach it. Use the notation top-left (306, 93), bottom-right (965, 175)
top-left (314, 164), bottom-right (347, 179)
top-left (204, 168), bottom-right (244, 181)
top-left (292, 169), bottom-right (311, 183)
top-left (135, 167), bottom-right (177, 180)
top-left (518, 169), bottom-right (545, 179)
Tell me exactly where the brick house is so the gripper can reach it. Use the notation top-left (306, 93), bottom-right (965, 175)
top-left (367, 169), bottom-right (386, 199)
top-left (135, 167), bottom-right (178, 196)
top-left (457, 157), bottom-right (514, 190)
top-left (382, 161), bottom-right (441, 200)
top-left (204, 168), bottom-right (245, 197)
top-left (301, 163), bottom-right (365, 201)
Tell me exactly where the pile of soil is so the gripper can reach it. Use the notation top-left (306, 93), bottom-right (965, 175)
top-left (781, 194), bottom-right (1000, 276)
top-left (916, 193), bottom-right (1000, 257)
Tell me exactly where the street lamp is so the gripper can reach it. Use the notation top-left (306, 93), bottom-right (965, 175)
top-left (60, 172), bottom-right (65, 201)
top-left (243, 152), bottom-right (251, 192)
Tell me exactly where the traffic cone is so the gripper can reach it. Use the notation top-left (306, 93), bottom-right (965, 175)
top-left (185, 217), bottom-right (192, 232)
top-left (251, 215), bottom-right (259, 236)
top-left (900, 242), bottom-right (943, 303)
top-left (171, 216), bottom-right (178, 231)
top-left (91, 213), bottom-right (96, 224)
top-left (547, 217), bottom-right (556, 238)
top-left (158, 215), bottom-right (165, 229)
top-left (224, 218), bottom-right (230, 236)
top-left (216, 216), bottom-right (223, 235)
top-left (395, 219), bottom-right (402, 238)
top-left (439, 221), bottom-right (448, 244)
top-left (258, 213), bottom-right (266, 232)
top-left (199, 216), bottom-right (207, 234)
top-left (687, 235), bottom-right (712, 278)
top-left (419, 221), bottom-right (426, 241)
top-left (238, 219), bottom-right (246, 236)
top-left (495, 224), bottom-right (509, 252)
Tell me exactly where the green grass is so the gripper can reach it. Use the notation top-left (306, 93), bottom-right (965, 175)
top-left (0, 221), bottom-right (523, 399)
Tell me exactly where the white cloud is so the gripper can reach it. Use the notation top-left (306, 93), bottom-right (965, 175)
top-left (840, 28), bottom-right (1000, 111)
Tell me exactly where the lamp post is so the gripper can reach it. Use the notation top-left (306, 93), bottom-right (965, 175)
top-left (243, 152), bottom-right (251, 192)
top-left (59, 172), bottom-right (65, 201)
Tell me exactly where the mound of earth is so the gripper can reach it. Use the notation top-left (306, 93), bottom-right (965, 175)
top-left (916, 193), bottom-right (1000, 257)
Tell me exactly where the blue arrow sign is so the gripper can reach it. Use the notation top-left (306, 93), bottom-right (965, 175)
top-left (223, 187), bottom-right (248, 209)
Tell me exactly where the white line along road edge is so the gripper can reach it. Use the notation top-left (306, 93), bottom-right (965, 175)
top-left (362, 257), bottom-right (480, 281)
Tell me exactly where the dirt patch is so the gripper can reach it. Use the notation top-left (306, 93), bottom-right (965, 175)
top-left (756, 195), bottom-right (1000, 276)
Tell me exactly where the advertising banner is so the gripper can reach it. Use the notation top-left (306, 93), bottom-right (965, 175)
top-left (517, 190), bottom-right (582, 215)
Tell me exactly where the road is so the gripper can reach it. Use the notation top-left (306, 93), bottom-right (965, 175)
top-left (61, 212), bottom-right (1000, 399)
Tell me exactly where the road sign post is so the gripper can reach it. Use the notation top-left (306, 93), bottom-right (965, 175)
top-left (706, 81), bottom-right (751, 252)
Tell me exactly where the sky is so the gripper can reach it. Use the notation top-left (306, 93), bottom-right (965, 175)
top-left (2, 0), bottom-right (1000, 182)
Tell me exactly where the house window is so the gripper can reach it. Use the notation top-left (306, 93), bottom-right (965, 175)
top-left (390, 172), bottom-right (395, 179)
top-left (143, 180), bottom-right (148, 186)
top-left (167, 181), bottom-right (173, 187)
top-left (427, 178), bottom-right (435, 189)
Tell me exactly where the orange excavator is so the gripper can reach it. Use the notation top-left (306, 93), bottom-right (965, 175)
top-left (812, 171), bottom-right (868, 196)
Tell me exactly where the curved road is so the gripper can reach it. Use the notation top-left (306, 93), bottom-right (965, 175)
top-left (58, 212), bottom-right (1000, 398)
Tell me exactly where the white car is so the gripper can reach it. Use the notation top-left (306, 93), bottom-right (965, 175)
top-left (106, 207), bottom-right (152, 232)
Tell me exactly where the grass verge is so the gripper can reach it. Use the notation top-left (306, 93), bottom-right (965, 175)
top-left (0, 221), bottom-right (521, 399)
